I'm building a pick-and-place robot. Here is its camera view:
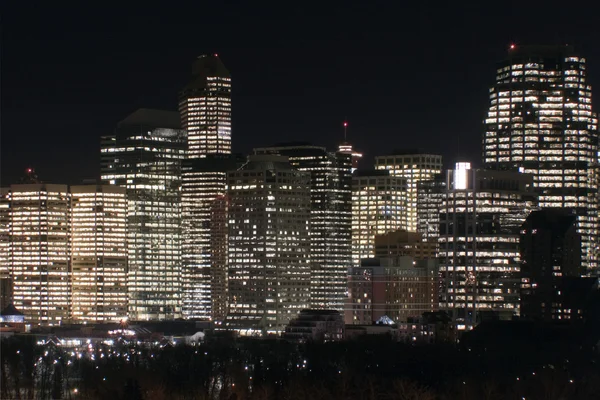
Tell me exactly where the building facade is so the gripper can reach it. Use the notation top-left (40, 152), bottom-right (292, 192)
top-left (179, 55), bottom-right (236, 320)
top-left (352, 170), bottom-right (408, 265)
top-left (3, 184), bottom-right (71, 326)
top-left (482, 45), bottom-right (598, 272)
top-left (519, 209), bottom-right (583, 321)
top-left (181, 155), bottom-right (244, 320)
top-left (70, 185), bottom-right (128, 323)
top-left (439, 163), bottom-right (538, 331)
top-left (374, 151), bottom-right (443, 232)
top-left (225, 155), bottom-right (311, 334)
top-left (179, 54), bottom-right (232, 158)
top-left (254, 144), bottom-right (352, 311)
top-left (346, 256), bottom-right (437, 325)
top-left (101, 108), bottom-right (185, 320)
top-left (416, 173), bottom-right (446, 243)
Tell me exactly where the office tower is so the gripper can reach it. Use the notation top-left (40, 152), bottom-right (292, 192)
top-left (181, 155), bottom-right (244, 320)
top-left (225, 155), bottom-right (311, 334)
top-left (179, 54), bottom-right (232, 158)
top-left (0, 189), bottom-right (10, 311)
top-left (519, 209), bottom-right (586, 321)
top-left (101, 109), bottom-right (186, 320)
top-left (179, 55), bottom-right (235, 320)
top-left (210, 194), bottom-right (229, 322)
top-left (346, 256), bottom-right (437, 325)
top-left (254, 144), bottom-right (352, 311)
top-left (374, 230), bottom-right (437, 261)
top-left (417, 173), bottom-right (446, 243)
top-left (374, 151), bottom-right (443, 232)
top-left (4, 184), bottom-right (71, 326)
top-left (70, 185), bottom-right (128, 323)
top-left (352, 170), bottom-right (409, 265)
top-left (439, 163), bottom-right (537, 331)
top-left (483, 45), bottom-right (598, 272)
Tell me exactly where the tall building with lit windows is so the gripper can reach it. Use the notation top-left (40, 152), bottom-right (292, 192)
top-left (179, 55), bottom-right (235, 320)
top-left (225, 155), bottom-right (311, 334)
top-left (374, 151), bottom-right (442, 232)
top-left (181, 155), bottom-right (244, 320)
top-left (101, 108), bottom-right (186, 320)
top-left (439, 163), bottom-right (537, 331)
top-left (0, 189), bottom-right (11, 311)
top-left (417, 173), bottom-right (446, 243)
top-left (70, 185), bottom-right (128, 323)
top-left (483, 45), bottom-right (598, 272)
top-left (179, 54), bottom-right (232, 158)
top-left (4, 184), bottom-right (71, 326)
top-left (352, 170), bottom-right (409, 265)
top-left (253, 144), bottom-right (352, 312)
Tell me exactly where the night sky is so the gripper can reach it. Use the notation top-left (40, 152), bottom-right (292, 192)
top-left (2, 2), bottom-right (600, 184)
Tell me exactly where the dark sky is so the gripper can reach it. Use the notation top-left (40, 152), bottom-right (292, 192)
top-left (2, 1), bottom-right (600, 184)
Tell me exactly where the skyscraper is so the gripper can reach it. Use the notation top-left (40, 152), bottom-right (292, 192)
top-left (352, 170), bottom-right (409, 265)
top-left (253, 144), bottom-right (352, 311)
top-left (101, 108), bottom-right (185, 320)
top-left (439, 163), bottom-right (537, 331)
top-left (520, 209), bottom-right (583, 321)
top-left (70, 185), bottom-right (128, 323)
top-left (3, 184), bottom-right (71, 326)
top-left (416, 173), bottom-right (446, 243)
top-left (179, 55), bottom-right (235, 320)
top-left (483, 45), bottom-right (598, 272)
top-left (181, 155), bottom-right (244, 320)
top-left (179, 54), bottom-right (232, 158)
top-left (374, 151), bottom-right (443, 232)
top-left (225, 155), bottom-right (311, 334)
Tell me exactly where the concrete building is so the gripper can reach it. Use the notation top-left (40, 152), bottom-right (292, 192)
top-left (283, 309), bottom-right (344, 343)
top-left (254, 144), bottom-right (352, 311)
top-left (346, 256), bottom-right (437, 325)
top-left (225, 155), bottom-right (311, 334)
top-left (2, 184), bottom-right (71, 326)
top-left (439, 162), bottom-right (538, 331)
top-left (352, 170), bottom-right (409, 265)
top-left (101, 108), bottom-right (185, 320)
top-left (374, 151), bottom-right (443, 232)
top-left (483, 45), bottom-right (598, 272)
top-left (519, 209), bottom-right (588, 321)
top-left (70, 185), bottom-right (128, 323)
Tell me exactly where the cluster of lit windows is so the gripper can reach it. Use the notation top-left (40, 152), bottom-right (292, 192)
top-left (483, 48), bottom-right (598, 271)
top-left (225, 157), bottom-right (311, 333)
top-left (439, 166), bottom-right (538, 330)
top-left (101, 120), bottom-right (185, 321)
top-left (254, 145), bottom-right (353, 312)
top-left (70, 186), bottom-right (128, 323)
top-left (374, 154), bottom-right (442, 233)
top-left (352, 174), bottom-right (409, 265)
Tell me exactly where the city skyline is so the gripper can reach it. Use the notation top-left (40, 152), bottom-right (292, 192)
top-left (3, 3), bottom-right (600, 185)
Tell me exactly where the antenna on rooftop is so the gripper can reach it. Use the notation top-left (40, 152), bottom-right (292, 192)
top-left (343, 119), bottom-right (348, 142)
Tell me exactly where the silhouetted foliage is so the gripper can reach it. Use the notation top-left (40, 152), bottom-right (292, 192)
top-left (2, 325), bottom-right (600, 399)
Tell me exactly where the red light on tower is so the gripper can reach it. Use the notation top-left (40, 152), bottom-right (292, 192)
top-left (510, 44), bottom-right (516, 50)
top-left (343, 122), bottom-right (348, 127)
top-left (27, 168), bottom-right (32, 173)
top-left (214, 53), bottom-right (219, 57)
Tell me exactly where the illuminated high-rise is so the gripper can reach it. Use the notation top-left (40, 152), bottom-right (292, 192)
top-left (439, 163), bottom-right (538, 331)
top-left (179, 55), bottom-right (237, 320)
top-left (101, 108), bottom-right (185, 320)
top-left (483, 45), bottom-right (598, 272)
top-left (179, 54), bottom-right (232, 158)
top-left (253, 144), bottom-right (352, 311)
top-left (4, 184), bottom-right (71, 326)
top-left (225, 155), bottom-right (311, 334)
top-left (70, 185), bottom-right (128, 323)
top-left (0, 189), bottom-right (10, 311)
top-left (352, 170), bottom-right (409, 265)
top-left (375, 151), bottom-right (442, 232)
top-left (181, 155), bottom-right (244, 320)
